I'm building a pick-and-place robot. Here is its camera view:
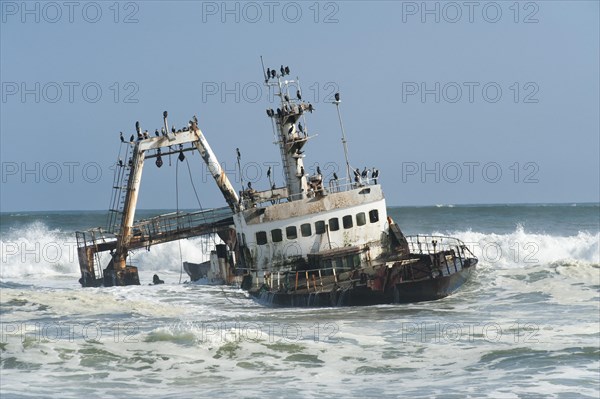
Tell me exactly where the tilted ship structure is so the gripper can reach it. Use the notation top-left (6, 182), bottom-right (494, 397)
top-left (76, 65), bottom-right (477, 307)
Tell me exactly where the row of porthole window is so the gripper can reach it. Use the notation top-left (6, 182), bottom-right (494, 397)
top-left (256, 209), bottom-right (380, 245)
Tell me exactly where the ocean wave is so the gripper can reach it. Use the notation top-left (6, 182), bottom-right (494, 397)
top-left (440, 225), bottom-right (600, 269)
top-left (0, 221), bottom-right (217, 280)
top-left (2, 221), bottom-right (598, 281)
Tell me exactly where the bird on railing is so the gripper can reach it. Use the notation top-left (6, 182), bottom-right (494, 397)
top-left (120, 132), bottom-right (125, 143)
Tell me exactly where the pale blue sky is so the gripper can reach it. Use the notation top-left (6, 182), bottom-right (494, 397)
top-left (1, 1), bottom-right (599, 211)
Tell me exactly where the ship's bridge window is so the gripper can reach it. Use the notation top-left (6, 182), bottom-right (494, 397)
top-left (286, 226), bottom-right (297, 240)
top-left (256, 231), bottom-right (267, 245)
top-left (271, 228), bottom-right (283, 243)
top-left (356, 212), bottom-right (366, 226)
top-left (343, 215), bottom-right (353, 229)
top-left (369, 209), bottom-right (379, 223)
top-left (301, 223), bottom-right (312, 237)
top-left (315, 220), bottom-right (326, 234)
top-left (329, 218), bottom-right (340, 231)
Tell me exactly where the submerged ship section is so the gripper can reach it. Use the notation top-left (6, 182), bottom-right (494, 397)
top-left (75, 64), bottom-right (477, 307)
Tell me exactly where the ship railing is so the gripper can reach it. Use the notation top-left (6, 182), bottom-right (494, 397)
top-left (237, 266), bottom-right (357, 293)
top-left (404, 235), bottom-right (476, 275)
top-left (75, 227), bottom-right (116, 248)
top-left (404, 235), bottom-right (472, 255)
top-left (131, 207), bottom-right (233, 239)
top-left (248, 177), bottom-right (379, 208)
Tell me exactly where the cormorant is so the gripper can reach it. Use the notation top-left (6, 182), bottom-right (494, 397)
top-left (333, 172), bottom-right (338, 180)
top-left (284, 94), bottom-right (289, 102)
top-left (362, 167), bottom-right (368, 178)
top-left (296, 90), bottom-right (301, 100)
top-left (171, 125), bottom-right (176, 133)
top-left (285, 66), bottom-right (290, 75)
top-left (317, 166), bottom-right (322, 175)
top-left (298, 123), bottom-right (304, 134)
top-left (118, 158), bottom-right (123, 167)
top-left (143, 130), bottom-right (149, 139)
top-left (120, 132), bottom-right (124, 142)
top-left (276, 108), bottom-right (282, 117)
top-left (308, 103), bottom-right (314, 113)
top-left (135, 121), bottom-right (140, 133)
top-left (335, 92), bottom-right (340, 102)
top-left (161, 127), bottom-right (167, 137)
top-left (266, 68), bottom-right (271, 79)
top-left (154, 129), bottom-right (159, 137)
top-left (300, 166), bottom-right (305, 176)
top-left (280, 65), bottom-right (285, 76)
top-left (236, 148), bottom-right (241, 159)
top-left (248, 181), bottom-right (252, 190)
top-left (267, 166), bottom-right (271, 178)
top-left (288, 124), bottom-right (295, 136)
top-left (129, 134), bottom-right (134, 142)
top-left (271, 69), bottom-right (276, 78)
top-left (272, 183), bottom-right (276, 190)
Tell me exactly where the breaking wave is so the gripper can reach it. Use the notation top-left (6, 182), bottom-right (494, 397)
top-left (0, 221), bottom-right (217, 280)
top-left (1, 221), bottom-right (598, 280)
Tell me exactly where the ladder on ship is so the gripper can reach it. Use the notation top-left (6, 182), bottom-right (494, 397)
top-left (106, 144), bottom-right (134, 234)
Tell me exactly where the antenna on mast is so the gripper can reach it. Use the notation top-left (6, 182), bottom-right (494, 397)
top-left (260, 56), bottom-right (268, 83)
top-left (333, 92), bottom-right (351, 183)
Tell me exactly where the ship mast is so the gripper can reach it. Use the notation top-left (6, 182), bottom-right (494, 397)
top-left (264, 64), bottom-right (312, 200)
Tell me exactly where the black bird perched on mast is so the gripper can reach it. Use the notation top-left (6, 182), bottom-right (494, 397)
top-left (296, 90), bottom-right (302, 100)
top-left (135, 121), bottom-right (140, 133)
top-left (271, 69), bottom-right (276, 79)
top-left (335, 92), bottom-right (340, 102)
top-left (300, 166), bottom-right (305, 176)
top-left (155, 129), bottom-right (159, 137)
top-left (284, 94), bottom-right (289, 102)
top-left (266, 68), bottom-right (271, 80)
top-left (161, 127), bottom-right (167, 137)
top-left (308, 103), bottom-right (314, 113)
top-left (120, 132), bottom-right (124, 142)
top-left (333, 172), bottom-right (339, 180)
top-left (267, 166), bottom-right (271, 178)
top-left (285, 66), bottom-right (290, 75)
top-left (317, 166), bottom-right (322, 175)
top-left (236, 148), bottom-right (241, 160)
top-left (118, 158), bottom-right (123, 167)
top-left (276, 108), bottom-right (282, 117)
top-left (171, 125), bottom-right (176, 133)
top-left (129, 134), bottom-right (134, 142)
top-left (280, 65), bottom-right (285, 76)
top-left (298, 123), bottom-right (304, 135)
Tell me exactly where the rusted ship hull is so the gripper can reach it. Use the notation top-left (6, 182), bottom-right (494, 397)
top-left (248, 258), bottom-right (477, 308)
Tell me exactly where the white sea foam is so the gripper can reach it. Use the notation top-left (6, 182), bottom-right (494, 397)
top-left (1, 222), bottom-right (598, 281)
top-left (0, 221), bottom-right (217, 280)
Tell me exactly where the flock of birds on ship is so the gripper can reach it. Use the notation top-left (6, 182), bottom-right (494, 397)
top-left (114, 65), bottom-right (380, 185)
